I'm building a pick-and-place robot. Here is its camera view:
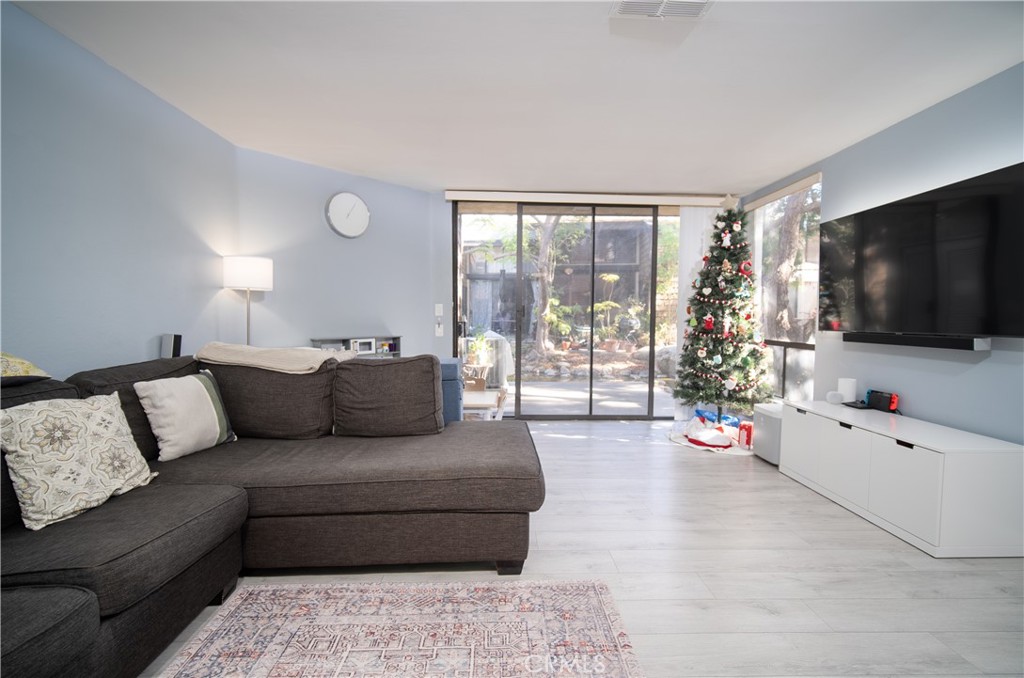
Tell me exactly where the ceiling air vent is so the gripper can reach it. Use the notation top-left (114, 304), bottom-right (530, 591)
top-left (611, 0), bottom-right (713, 20)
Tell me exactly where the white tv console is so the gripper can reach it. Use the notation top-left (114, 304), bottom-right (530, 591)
top-left (780, 401), bottom-right (1023, 558)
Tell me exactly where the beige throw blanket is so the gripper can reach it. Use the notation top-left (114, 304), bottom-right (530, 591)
top-left (195, 341), bottom-right (357, 374)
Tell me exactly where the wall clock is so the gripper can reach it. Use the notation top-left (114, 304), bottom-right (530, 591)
top-left (325, 191), bottom-right (370, 238)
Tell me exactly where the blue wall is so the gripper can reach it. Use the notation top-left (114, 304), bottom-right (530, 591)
top-left (232, 149), bottom-right (451, 356)
top-left (744, 64), bottom-right (1024, 444)
top-left (1, 4), bottom-right (452, 379)
top-left (1, 3), bottom-right (239, 378)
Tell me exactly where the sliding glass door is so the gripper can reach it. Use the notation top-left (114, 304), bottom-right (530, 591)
top-left (456, 201), bottom-right (666, 419)
top-left (519, 205), bottom-right (594, 415)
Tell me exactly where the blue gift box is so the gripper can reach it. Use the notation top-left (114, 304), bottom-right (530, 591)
top-left (695, 409), bottom-right (740, 428)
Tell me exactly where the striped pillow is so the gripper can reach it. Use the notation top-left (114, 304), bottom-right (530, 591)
top-left (134, 370), bottom-right (236, 461)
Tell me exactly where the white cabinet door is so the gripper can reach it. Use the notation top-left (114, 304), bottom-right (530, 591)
top-left (869, 436), bottom-right (943, 545)
top-left (818, 420), bottom-right (872, 508)
top-left (781, 405), bottom-right (820, 482)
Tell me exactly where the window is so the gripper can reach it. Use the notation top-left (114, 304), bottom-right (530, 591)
top-left (750, 176), bottom-right (821, 400)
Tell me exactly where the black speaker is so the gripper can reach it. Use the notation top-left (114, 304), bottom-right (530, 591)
top-left (160, 334), bottom-right (182, 358)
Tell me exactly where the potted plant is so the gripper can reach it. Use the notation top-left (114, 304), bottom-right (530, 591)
top-left (468, 333), bottom-right (490, 365)
top-left (596, 325), bottom-right (619, 352)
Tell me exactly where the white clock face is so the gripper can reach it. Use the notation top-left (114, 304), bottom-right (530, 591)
top-left (326, 192), bottom-right (370, 238)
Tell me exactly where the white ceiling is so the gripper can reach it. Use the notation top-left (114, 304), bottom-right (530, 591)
top-left (19, 1), bottom-right (1024, 196)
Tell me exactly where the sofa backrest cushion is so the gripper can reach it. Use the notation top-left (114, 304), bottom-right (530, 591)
top-left (334, 355), bottom-right (444, 437)
top-left (66, 357), bottom-right (199, 461)
top-left (1, 379), bottom-right (81, 530)
top-left (201, 360), bottom-right (338, 439)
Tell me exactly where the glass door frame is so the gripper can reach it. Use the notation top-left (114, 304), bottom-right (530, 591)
top-left (453, 200), bottom-right (662, 420)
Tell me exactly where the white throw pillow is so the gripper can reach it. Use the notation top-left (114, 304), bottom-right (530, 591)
top-left (134, 370), bottom-right (236, 461)
top-left (1, 394), bottom-right (157, 530)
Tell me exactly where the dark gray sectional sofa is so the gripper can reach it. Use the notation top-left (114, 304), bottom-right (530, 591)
top-left (1, 355), bottom-right (545, 678)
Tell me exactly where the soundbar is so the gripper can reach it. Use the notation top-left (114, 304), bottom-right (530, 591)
top-left (842, 332), bottom-right (991, 351)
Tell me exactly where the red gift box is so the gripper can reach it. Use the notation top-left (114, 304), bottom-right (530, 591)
top-left (739, 421), bottom-right (753, 449)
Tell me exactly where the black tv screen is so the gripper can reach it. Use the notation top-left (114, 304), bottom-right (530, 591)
top-left (819, 163), bottom-right (1024, 338)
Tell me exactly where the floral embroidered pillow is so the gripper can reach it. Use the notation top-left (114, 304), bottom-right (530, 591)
top-left (1, 394), bottom-right (157, 530)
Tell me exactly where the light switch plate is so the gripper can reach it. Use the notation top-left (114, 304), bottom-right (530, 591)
top-left (435, 303), bottom-right (444, 316)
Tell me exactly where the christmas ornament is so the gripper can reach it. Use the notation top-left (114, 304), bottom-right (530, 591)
top-left (722, 231), bottom-right (732, 247)
top-left (723, 317), bottom-right (733, 336)
top-left (718, 277), bottom-right (726, 290)
top-left (733, 221), bottom-right (742, 232)
top-left (753, 332), bottom-right (763, 343)
top-left (722, 260), bottom-right (733, 275)
top-left (739, 261), bottom-right (753, 277)
top-left (687, 305), bottom-right (692, 315)
top-left (689, 317), bottom-right (698, 327)
top-left (697, 347), bottom-right (707, 358)
top-left (724, 377), bottom-right (738, 390)
top-left (721, 194), bottom-right (739, 211)
top-left (703, 314), bottom-right (714, 330)
top-left (702, 287), bottom-right (712, 295)
top-left (712, 355), bottom-right (722, 365)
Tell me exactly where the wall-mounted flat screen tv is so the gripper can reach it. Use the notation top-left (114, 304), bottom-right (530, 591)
top-left (819, 163), bottom-right (1024, 338)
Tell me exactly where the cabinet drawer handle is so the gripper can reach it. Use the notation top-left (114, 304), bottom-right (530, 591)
top-left (796, 408), bottom-right (807, 415)
top-left (897, 440), bottom-right (914, 449)
top-left (839, 422), bottom-right (852, 430)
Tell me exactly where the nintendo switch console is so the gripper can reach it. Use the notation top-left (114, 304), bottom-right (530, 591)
top-left (843, 389), bottom-right (900, 413)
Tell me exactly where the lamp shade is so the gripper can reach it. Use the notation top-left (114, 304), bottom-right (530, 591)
top-left (223, 256), bottom-right (273, 291)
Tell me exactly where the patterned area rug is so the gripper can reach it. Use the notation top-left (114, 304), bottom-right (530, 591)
top-left (160, 580), bottom-right (645, 677)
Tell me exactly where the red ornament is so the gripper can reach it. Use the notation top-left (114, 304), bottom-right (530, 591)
top-left (703, 314), bottom-right (714, 331)
top-left (739, 260), bottom-right (753, 277)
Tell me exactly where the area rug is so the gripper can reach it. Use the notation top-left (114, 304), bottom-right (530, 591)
top-left (159, 580), bottom-right (645, 677)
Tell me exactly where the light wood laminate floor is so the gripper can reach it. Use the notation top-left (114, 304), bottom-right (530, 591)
top-left (144, 421), bottom-right (1023, 677)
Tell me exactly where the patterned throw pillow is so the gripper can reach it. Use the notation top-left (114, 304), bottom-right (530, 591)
top-left (1, 394), bottom-right (157, 530)
top-left (134, 370), bottom-right (236, 462)
top-left (1, 352), bottom-right (51, 386)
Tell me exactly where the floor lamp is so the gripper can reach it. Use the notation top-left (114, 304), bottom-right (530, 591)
top-left (223, 256), bottom-right (274, 345)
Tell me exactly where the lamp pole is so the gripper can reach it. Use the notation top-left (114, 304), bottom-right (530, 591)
top-left (245, 288), bottom-right (253, 345)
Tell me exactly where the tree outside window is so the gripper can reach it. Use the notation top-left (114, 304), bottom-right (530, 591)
top-left (752, 180), bottom-right (821, 400)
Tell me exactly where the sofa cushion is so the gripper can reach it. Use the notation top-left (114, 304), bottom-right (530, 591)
top-left (1, 585), bottom-right (99, 678)
top-left (0, 378), bottom-right (79, 409)
top-left (1, 379), bottom-right (80, 530)
top-left (67, 357), bottom-right (199, 461)
top-left (1, 483), bottom-right (247, 616)
top-left (201, 360), bottom-right (337, 439)
top-left (2, 394), bottom-right (157, 530)
top-left (152, 420), bottom-right (544, 517)
top-left (135, 370), bottom-right (236, 461)
top-left (334, 355), bottom-right (444, 436)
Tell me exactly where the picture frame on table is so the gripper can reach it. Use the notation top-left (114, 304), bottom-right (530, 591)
top-left (352, 338), bottom-right (375, 354)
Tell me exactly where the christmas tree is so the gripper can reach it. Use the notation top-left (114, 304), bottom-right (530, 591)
top-left (674, 198), bottom-right (773, 421)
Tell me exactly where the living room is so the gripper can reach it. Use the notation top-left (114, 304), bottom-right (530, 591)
top-left (2, 2), bottom-right (1022, 677)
